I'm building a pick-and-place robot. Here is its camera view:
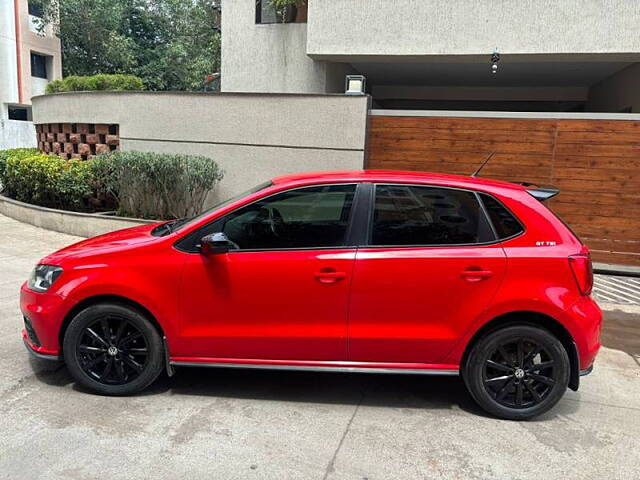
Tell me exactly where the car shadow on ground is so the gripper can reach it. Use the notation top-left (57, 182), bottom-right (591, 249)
top-left (30, 358), bottom-right (578, 421)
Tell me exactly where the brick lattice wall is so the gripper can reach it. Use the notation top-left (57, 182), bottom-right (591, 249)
top-left (36, 123), bottom-right (120, 160)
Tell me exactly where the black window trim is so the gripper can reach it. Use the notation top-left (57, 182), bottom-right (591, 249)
top-left (477, 191), bottom-right (527, 243)
top-left (175, 182), bottom-right (364, 254)
top-left (359, 182), bottom-right (525, 249)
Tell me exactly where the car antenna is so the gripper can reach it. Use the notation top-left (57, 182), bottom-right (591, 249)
top-left (471, 151), bottom-right (496, 177)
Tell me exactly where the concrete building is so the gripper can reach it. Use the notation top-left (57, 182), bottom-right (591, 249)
top-left (222, 0), bottom-right (640, 113)
top-left (1, 0), bottom-right (62, 148)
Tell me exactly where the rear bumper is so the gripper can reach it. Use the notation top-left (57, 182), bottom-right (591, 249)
top-left (567, 295), bottom-right (603, 371)
top-left (580, 364), bottom-right (594, 376)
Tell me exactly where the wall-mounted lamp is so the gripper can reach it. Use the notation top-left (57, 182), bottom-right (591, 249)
top-left (491, 49), bottom-right (500, 74)
top-left (345, 75), bottom-right (366, 95)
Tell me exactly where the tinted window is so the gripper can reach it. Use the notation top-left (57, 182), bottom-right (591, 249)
top-left (30, 53), bottom-right (47, 79)
top-left (480, 194), bottom-right (524, 239)
top-left (209, 184), bottom-right (355, 250)
top-left (371, 185), bottom-right (493, 246)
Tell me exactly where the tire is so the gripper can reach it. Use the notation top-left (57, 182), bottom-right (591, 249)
top-left (463, 325), bottom-right (570, 420)
top-left (63, 302), bottom-right (164, 395)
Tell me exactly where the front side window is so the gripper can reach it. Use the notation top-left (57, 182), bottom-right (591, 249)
top-left (208, 184), bottom-right (356, 250)
top-left (371, 185), bottom-right (494, 246)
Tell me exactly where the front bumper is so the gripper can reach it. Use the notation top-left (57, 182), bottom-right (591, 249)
top-left (20, 282), bottom-right (66, 356)
top-left (22, 330), bottom-right (60, 361)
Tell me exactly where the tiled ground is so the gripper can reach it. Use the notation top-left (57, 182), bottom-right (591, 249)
top-left (593, 274), bottom-right (640, 306)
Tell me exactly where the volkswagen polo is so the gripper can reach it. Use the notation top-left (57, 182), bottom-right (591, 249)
top-left (21, 170), bottom-right (601, 420)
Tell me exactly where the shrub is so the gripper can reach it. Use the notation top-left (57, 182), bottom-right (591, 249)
top-left (0, 148), bottom-right (39, 193)
top-left (91, 151), bottom-right (223, 219)
top-left (1, 152), bottom-right (92, 210)
top-left (45, 74), bottom-right (145, 94)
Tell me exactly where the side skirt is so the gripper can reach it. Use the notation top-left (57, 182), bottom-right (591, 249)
top-left (170, 358), bottom-right (460, 376)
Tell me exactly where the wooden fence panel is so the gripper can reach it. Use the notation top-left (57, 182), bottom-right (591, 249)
top-left (367, 115), bottom-right (640, 266)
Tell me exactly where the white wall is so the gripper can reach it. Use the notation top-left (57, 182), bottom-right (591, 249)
top-left (307, 0), bottom-right (640, 59)
top-left (0, 0), bottom-right (18, 109)
top-left (0, 119), bottom-right (36, 149)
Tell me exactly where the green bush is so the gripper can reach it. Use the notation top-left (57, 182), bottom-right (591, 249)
top-left (0, 148), bottom-right (39, 193)
top-left (1, 152), bottom-right (92, 210)
top-left (45, 74), bottom-right (145, 94)
top-left (91, 151), bottom-right (224, 219)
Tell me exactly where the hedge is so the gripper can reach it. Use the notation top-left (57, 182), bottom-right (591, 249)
top-left (91, 151), bottom-right (224, 219)
top-left (0, 152), bottom-right (92, 210)
top-left (0, 149), bottom-right (223, 219)
top-left (45, 74), bottom-right (145, 94)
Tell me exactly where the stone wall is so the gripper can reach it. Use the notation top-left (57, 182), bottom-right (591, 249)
top-left (36, 123), bottom-right (119, 160)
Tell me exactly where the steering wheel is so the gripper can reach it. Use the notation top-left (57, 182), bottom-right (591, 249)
top-left (268, 207), bottom-right (285, 237)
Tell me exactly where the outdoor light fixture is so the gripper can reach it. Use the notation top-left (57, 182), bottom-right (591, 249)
top-left (345, 75), bottom-right (366, 95)
top-left (491, 49), bottom-right (500, 74)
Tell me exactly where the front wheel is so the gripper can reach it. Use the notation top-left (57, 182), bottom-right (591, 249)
top-left (63, 303), bottom-right (164, 395)
top-left (463, 325), bottom-right (570, 420)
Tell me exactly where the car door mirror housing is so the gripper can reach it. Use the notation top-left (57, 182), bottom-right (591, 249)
top-left (200, 232), bottom-right (231, 255)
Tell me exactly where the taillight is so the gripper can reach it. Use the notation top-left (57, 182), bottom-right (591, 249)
top-left (568, 254), bottom-right (593, 296)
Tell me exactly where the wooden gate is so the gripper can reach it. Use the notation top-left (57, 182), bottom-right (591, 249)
top-left (367, 113), bottom-right (640, 266)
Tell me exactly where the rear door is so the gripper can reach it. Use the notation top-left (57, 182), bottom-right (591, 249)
top-left (348, 184), bottom-right (507, 364)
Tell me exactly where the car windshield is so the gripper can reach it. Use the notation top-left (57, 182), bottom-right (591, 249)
top-left (170, 181), bottom-right (273, 232)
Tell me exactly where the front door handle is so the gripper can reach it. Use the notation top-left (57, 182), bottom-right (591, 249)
top-left (314, 269), bottom-right (346, 284)
top-left (461, 268), bottom-right (493, 282)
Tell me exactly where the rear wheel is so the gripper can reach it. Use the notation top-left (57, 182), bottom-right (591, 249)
top-left (63, 303), bottom-right (164, 395)
top-left (464, 325), bottom-right (570, 420)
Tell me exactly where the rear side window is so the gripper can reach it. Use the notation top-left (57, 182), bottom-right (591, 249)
top-left (479, 193), bottom-right (524, 239)
top-left (371, 185), bottom-right (494, 246)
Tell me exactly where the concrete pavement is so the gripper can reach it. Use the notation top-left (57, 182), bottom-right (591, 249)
top-left (0, 213), bottom-right (639, 480)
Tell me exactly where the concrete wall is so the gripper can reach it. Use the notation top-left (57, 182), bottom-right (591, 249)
top-left (0, 0), bottom-right (19, 108)
top-left (307, 0), bottom-right (640, 59)
top-left (0, 119), bottom-right (36, 149)
top-left (587, 63), bottom-right (640, 113)
top-left (32, 91), bottom-right (369, 204)
top-left (221, 0), bottom-right (354, 94)
top-left (16, 0), bottom-right (62, 104)
top-left (1, 0), bottom-right (62, 107)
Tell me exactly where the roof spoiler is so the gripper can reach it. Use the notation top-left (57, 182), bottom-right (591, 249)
top-left (518, 182), bottom-right (560, 202)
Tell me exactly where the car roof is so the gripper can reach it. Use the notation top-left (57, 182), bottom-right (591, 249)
top-left (272, 170), bottom-right (527, 192)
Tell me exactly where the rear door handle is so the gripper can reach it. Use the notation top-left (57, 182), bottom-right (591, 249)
top-left (461, 269), bottom-right (493, 281)
top-left (314, 269), bottom-right (346, 284)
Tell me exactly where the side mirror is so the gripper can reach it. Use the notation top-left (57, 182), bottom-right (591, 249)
top-left (199, 232), bottom-right (232, 255)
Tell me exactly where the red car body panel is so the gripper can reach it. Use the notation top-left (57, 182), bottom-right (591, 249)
top-left (20, 170), bottom-right (602, 375)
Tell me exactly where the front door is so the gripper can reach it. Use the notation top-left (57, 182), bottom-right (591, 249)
top-left (177, 184), bottom-right (358, 361)
top-left (348, 184), bottom-right (507, 364)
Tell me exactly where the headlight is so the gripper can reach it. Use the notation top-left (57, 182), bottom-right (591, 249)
top-left (28, 265), bottom-right (63, 293)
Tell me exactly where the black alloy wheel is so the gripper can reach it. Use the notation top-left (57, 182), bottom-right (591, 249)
top-left (77, 316), bottom-right (149, 385)
top-left (63, 303), bottom-right (164, 395)
top-left (464, 325), bottom-right (570, 420)
top-left (483, 338), bottom-right (556, 409)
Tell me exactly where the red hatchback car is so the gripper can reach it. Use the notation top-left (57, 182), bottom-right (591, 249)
top-left (21, 170), bottom-right (601, 420)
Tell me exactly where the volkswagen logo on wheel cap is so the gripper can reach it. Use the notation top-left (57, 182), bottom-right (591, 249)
top-left (107, 346), bottom-right (119, 356)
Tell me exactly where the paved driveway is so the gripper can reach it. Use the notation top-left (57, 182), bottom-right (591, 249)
top-left (1, 213), bottom-right (639, 480)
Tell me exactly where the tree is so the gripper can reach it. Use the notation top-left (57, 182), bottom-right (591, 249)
top-left (35, 0), bottom-right (221, 91)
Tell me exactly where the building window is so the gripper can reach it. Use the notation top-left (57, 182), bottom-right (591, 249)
top-left (28, 1), bottom-right (44, 18)
top-left (256, 0), bottom-right (306, 24)
top-left (30, 52), bottom-right (48, 79)
top-left (8, 106), bottom-right (31, 121)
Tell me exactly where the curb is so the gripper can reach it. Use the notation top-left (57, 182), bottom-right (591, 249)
top-left (0, 194), bottom-right (156, 238)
